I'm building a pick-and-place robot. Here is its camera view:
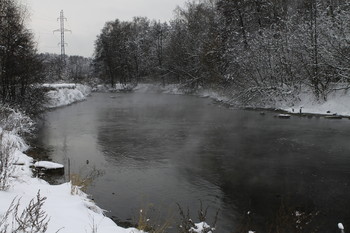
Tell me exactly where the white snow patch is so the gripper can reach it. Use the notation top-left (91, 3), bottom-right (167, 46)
top-left (338, 223), bottom-right (344, 230)
top-left (280, 88), bottom-right (350, 116)
top-left (34, 161), bottom-right (64, 169)
top-left (189, 222), bottom-right (214, 233)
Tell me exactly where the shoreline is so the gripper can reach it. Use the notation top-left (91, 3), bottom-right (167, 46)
top-left (0, 84), bottom-right (143, 233)
top-left (126, 83), bottom-right (350, 119)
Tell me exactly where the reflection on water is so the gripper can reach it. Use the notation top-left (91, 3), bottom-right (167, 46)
top-left (36, 93), bottom-right (350, 232)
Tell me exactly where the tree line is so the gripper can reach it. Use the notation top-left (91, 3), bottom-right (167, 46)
top-left (39, 53), bottom-right (93, 85)
top-left (93, 0), bottom-right (350, 105)
top-left (0, 0), bottom-right (45, 115)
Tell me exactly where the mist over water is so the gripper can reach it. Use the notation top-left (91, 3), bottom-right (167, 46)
top-left (37, 92), bottom-right (350, 232)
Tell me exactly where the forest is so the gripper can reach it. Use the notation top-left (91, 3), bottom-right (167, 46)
top-left (2, 0), bottom-right (350, 113)
top-left (93, 0), bottom-right (350, 107)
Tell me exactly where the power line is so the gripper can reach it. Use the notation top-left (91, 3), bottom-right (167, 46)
top-left (53, 10), bottom-right (71, 63)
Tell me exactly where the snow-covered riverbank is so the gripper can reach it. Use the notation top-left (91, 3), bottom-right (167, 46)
top-left (0, 85), bottom-right (144, 233)
top-left (129, 83), bottom-right (350, 117)
top-left (279, 89), bottom-right (350, 116)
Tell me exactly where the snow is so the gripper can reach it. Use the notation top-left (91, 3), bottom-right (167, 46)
top-left (189, 222), bottom-right (214, 233)
top-left (34, 161), bottom-right (64, 169)
top-left (280, 88), bottom-right (350, 116)
top-left (45, 83), bottom-right (91, 108)
top-left (338, 223), bottom-right (344, 230)
top-left (0, 177), bottom-right (141, 233)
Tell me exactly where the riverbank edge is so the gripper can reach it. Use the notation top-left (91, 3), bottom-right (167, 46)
top-left (0, 84), bottom-right (144, 233)
top-left (102, 83), bottom-right (350, 119)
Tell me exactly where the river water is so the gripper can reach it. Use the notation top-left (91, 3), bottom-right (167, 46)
top-left (36, 92), bottom-right (350, 232)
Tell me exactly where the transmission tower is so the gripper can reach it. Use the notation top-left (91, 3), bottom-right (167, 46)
top-left (53, 10), bottom-right (71, 63)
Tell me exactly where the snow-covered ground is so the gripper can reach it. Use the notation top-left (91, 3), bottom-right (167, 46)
top-left (280, 89), bottom-right (350, 116)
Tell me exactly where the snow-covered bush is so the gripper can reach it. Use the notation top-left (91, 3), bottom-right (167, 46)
top-left (0, 132), bottom-right (15, 191)
top-left (0, 106), bottom-right (35, 136)
top-left (45, 84), bottom-right (91, 108)
top-left (76, 84), bottom-right (92, 97)
top-left (177, 202), bottom-right (218, 233)
top-left (0, 191), bottom-right (49, 233)
top-left (0, 106), bottom-right (33, 191)
top-left (189, 222), bottom-right (215, 233)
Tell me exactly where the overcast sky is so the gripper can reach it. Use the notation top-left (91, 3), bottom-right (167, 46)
top-left (23, 0), bottom-right (188, 57)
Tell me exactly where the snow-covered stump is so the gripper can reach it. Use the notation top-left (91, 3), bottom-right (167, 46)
top-left (33, 161), bottom-right (64, 175)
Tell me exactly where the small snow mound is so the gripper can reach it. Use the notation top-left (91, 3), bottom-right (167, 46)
top-left (190, 222), bottom-right (214, 233)
top-left (34, 161), bottom-right (64, 169)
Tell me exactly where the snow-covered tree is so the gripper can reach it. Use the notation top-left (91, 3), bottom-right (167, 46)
top-left (0, 0), bottom-right (46, 115)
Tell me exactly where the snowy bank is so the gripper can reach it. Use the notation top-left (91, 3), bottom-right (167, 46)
top-left (134, 84), bottom-right (350, 117)
top-left (96, 82), bottom-right (350, 116)
top-left (280, 89), bottom-right (350, 116)
top-left (0, 107), bottom-right (142, 233)
top-left (45, 83), bottom-right (92, 108)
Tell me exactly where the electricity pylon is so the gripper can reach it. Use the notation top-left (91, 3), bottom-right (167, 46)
top-left (53, 10), bottom-right (71, 64)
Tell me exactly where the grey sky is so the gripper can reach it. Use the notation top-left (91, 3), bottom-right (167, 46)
top-left (23, 0), bottom-right (188, 57)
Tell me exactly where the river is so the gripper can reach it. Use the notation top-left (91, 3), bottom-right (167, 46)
top-left (35, 92), bottom-right (350, 232)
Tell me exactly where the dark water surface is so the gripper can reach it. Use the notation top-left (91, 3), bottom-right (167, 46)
top-left (36, 92), bottom-right (350, 232)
